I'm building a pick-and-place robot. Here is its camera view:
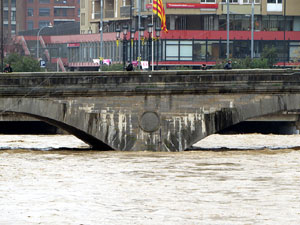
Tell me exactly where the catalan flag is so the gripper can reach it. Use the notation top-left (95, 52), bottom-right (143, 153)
top-left (153, 0), bottom-right (168, 33)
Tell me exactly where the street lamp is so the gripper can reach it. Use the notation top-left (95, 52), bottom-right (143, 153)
top-left (1, 0), bottom-right (3, 72)
top-left (138, 27), bottom-right (145, 69)
top-left (139, 27), bottom-right (145, 39)
top-left (100, 0), bottom-right (103, 64)
top-left (226, 0), bottom-right (230, 59)
top-left (251, 0), bottom-right (254, 59)
top-left (37, 23), bottom-right (53, 60)
top-left (147, 24), bottom-right (153, 70)
top-left (122, 25), bottom-right (128, 70)
top-left (155, 27), bottom-right (161, 69)
top-left (116, 28), bottom-right (121, 62)
top-left (130, 28), bottom-right (135, 63)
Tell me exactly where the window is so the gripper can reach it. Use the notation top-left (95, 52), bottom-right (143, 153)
top-left (11, 25), bottom-right (16, 35)
top-left (81, 13), bottom-right (85, 26)
top-left (28, 8), bottom-right (34, 17)
top-left (54, 8), bottom-right (68, 17)
top-left (27, 21), bottom-right (34, 30)
top-left (193, 41), bottom-right (206, 61)
top-left (39, 0), bottom-right (50, 3)
top-left (11, 11), bottom-right (16, 21)
top-left (267, 0), bottom-right (282, 11)
top-left (39, 8), bottom-right (50, 16)
top-left (221, 0), bottom-right (238, 3)
top-left (39, 20), bottom-right (50, 28)
top-left (28, 0), bottom-right (34, 3)
top-left (261, 15), bottom-right (292, 31)
top-left (243, 0), bottom-right (261, 3)
top-left (180, 41), bottom-right (193, 60)
top-left (3, 11), bottom-right (8, 20)
top-left (267, 0), bottom-right (282, 3)
top-left (201, 0), bottom-right (216, 3)
top-left (166, 41), bottom-right (179, 60)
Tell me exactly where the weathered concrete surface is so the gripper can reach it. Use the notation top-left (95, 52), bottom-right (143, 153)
top-left (1, 69), bottom-right (300, 151)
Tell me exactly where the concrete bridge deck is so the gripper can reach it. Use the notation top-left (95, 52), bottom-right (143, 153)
top-left (1, 69), bottom-right (300, 151)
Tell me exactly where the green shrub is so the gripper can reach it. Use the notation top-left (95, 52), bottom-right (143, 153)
top-left (4, 53), bottom-right (42, 72)
top-left (216, 57), bottom-right (270, 69)
top-left (261, 46), bottom-right (278, 68)
top-left (173, 66), bottom-right (190, 70)
top-left (100, 63), bottom-right (123, 71)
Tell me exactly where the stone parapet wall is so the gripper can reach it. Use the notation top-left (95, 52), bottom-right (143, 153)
top-left (0, 69), bottom-right (299, 97)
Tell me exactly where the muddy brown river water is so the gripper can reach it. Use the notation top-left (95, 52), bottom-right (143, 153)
top-left (0, 134), bottom-right (300, 224)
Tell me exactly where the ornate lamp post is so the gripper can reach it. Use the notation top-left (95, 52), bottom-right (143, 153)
top-left (130, 28), bottom-right (135, 63)
top-left (116, 28), bottom-right (121, 63)
top-left (155, 26), bottom-right (161, 69)
top-left (138, 27), bottom-right (145, 69)
top-left (122, 25), bottom-right (128, 70)
top-left (147, 24), bottom-right (153, 70)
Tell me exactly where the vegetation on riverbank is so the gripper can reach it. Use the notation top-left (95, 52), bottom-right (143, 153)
top-left (4, 53), bottom-right (42, 72)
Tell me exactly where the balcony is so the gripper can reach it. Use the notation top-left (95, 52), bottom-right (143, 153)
top-left (267, 3), bottom-right (282, 12)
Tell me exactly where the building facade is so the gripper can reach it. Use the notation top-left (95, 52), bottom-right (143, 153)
top-left (17, 0), bottom-right (300, 70)
top-left (81, 0), bottom-right (300, 34)
top-left (25, 0), bottom-right (80, 30)
top-left (0, 0), bottom-right (21, 36)
top-left (0, 0), bottom-right (80, 35)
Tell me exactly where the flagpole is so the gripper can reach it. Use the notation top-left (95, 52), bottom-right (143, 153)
top-left (152, 4), bottom-right (154, 71)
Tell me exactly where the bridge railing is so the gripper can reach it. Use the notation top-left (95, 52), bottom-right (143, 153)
top-left (0, 69), bottom-right (300, 97)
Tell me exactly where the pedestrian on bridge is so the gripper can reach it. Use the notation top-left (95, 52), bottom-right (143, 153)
top-left (3, 63), bottom-right (13, 73)
top-left (224, 60), bottom-right (232, 70)
top-left (126, 62), bottom-right (134, 71)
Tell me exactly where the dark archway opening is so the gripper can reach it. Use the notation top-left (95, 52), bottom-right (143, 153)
top-left (219, 121), bottom-right (297, 135)
top-left (0, 121), bottom-right (59, 134)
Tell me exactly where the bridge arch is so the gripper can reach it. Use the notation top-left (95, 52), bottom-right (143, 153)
top-left (0, 98), bottom-right (112, 150)
top-left (184, 94), bottom-right (300, 151)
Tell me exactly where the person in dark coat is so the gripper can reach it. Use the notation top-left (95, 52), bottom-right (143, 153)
top-left (126, 62), bottom-right (134, 71)
top-left (201, 64), bottom-right (207, 70)
top-left (3, 63), bottom-right (13, 73)
top-left (224, 60), bottom-right (232, 70)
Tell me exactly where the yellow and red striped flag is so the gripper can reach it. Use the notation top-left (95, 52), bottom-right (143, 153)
top-left (153, 0), bottom-right (168, 33)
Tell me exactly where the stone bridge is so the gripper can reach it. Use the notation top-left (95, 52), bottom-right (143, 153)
top-left (1, 69), bottom-right (300, 151)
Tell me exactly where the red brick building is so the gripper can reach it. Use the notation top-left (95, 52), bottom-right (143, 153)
top-left (0, 0), bottom-right (80, 36)
top-left (23, 0), bottom-right (80, 30)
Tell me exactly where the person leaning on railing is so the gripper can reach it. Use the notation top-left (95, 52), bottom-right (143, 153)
top-left (224, 60), bottom-right (232, 70)
top-left (3, 63), bottom-right (13, 73)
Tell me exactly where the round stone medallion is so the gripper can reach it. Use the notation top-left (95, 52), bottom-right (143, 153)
top-left (139, 111), bottom-right (160, 133)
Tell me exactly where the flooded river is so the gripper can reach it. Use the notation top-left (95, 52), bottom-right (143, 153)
top-left (1, 134), bottom-right (300, 224)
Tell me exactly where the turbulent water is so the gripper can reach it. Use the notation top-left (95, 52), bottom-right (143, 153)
top-left (1, 134), bottom-right (300, 224)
